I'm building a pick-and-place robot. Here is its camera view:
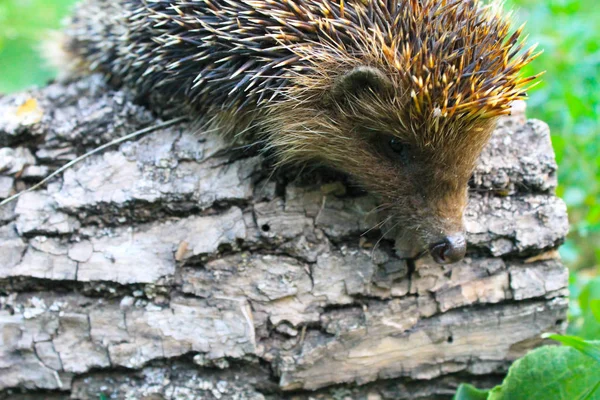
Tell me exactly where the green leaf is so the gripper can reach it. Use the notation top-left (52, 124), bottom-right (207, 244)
top-left (453, 384), bottom-right (490, 400)
top-left (544, 334), bottom-right (600, 364)
top-left (488, 346), bottom-right (600, 400)
top-left (583, 381), bottom-right (600, 400)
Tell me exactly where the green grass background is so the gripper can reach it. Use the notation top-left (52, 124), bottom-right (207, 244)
top-left (0, 0), bottom-right (599, 334)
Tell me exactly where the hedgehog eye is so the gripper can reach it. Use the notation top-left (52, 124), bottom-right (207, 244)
top-left (389, 137), bottom-right (406, 155)
top-left (385, 137), bottom-right (414, 165)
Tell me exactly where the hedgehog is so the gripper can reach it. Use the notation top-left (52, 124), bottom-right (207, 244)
top-left (58, 0), bottom-right (540, 264)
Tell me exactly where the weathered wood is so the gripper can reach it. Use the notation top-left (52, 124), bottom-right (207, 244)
top-left (0, 75), bottom-right (568, 399)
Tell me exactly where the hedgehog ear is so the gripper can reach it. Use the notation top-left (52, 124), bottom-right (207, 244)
top-left (331, 66), bottom-right (392, 101)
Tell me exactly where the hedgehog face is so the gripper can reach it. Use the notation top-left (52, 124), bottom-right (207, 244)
top-left (268, 65), bottom-right (497, 264)
top-left (335, 130), bottom-right (482, 265)
top-left (322, 66), bottom-right (496, 264)
top-left (352, 132), bottom-right (475, 265)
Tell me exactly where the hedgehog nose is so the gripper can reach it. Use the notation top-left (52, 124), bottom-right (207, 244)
top-left (429, 234), bottom-right (466, 265)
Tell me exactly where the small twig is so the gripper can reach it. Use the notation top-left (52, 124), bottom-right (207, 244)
top-left (0, 116), bottom-right (187, 208)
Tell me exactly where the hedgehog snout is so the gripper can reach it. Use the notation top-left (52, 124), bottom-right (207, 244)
top-left (428, 234), bottom-right (466, 265)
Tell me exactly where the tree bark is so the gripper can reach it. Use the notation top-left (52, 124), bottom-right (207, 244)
top-left (0, 75), bottom-right (569, 399)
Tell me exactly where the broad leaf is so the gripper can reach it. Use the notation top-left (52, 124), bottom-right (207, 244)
top-left (488, 346), bottom-right (600, 400)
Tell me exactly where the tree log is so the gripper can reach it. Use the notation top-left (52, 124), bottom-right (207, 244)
top-left (0, 75), bottom-right (569, 399)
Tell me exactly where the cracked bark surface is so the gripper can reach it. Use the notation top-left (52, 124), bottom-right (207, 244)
top-left (0, 75), bottom-right (569, 399)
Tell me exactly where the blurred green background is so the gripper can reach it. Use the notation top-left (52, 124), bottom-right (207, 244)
top-left (0, 0), bottom-right (599, 335)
